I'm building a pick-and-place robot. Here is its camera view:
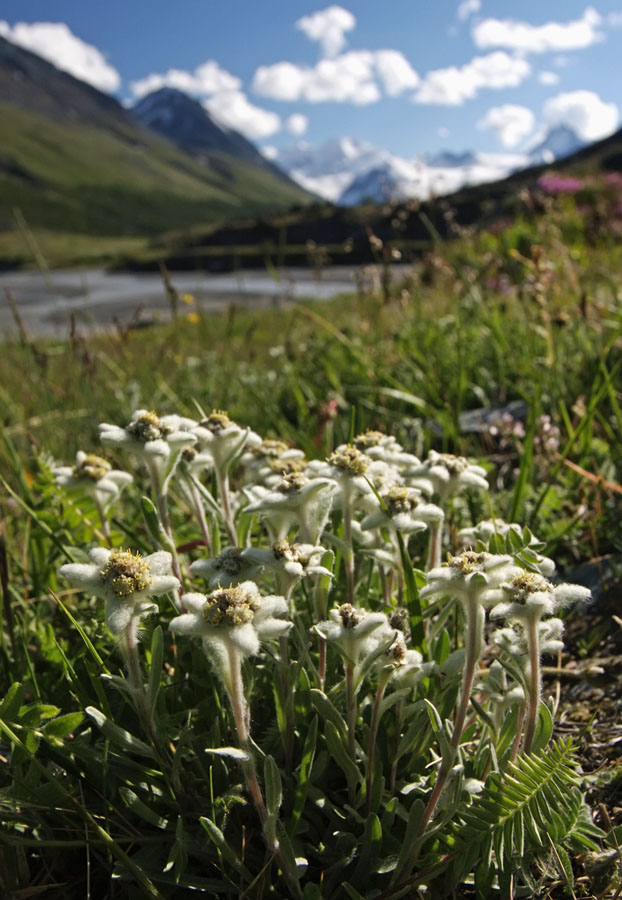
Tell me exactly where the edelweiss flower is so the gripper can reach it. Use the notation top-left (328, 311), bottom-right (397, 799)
top-left (239, 438), bottom-right (306, 486)
top-left (421, 551), bottom-right (521, 605)
top-left (192, 410), bottom-right (261, 475)
top-left (53, 451), bottom-right (132, 511)
top-left (489, 572), bottom-right (590, 624)
top-left (406, 450), bottom-right (488, 502)
top-left (352, 430), bottom-right (421, 469)
top-left (308, 445), bottom-right (399, 509)
top-left (314, 603), bottom-right (390, 665)
top-left (377, 632), bottom-right (426, 687)
top-left (59, 548), bottom-right (179, 633)
top-left (169, 582), bottom-right (291, 665)
top-left (458, 520), bottom-right (556, 576)
top-left (243, 473), bottom-right (336, 542)
top-left (361, 486), bottom-right (443, 534)
top-left (99, 409), bottom-right (196, 481)
top-left (190, 546), bottom-right (265, 589)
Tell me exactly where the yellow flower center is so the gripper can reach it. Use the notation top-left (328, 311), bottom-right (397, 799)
top-left (100, 551), bottom-right (152, 597)
top-left (202, 586), bottom-right (260, 627)
top-left (127, 411), bottom-right (171, 443)
top-left (328, 445), bottom-right (369, 475)
top-left (73, 454), bottom-right (111, 481)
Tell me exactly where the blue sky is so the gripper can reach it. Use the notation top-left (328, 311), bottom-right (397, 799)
top-left (1, 1), bottom-right (621, 157)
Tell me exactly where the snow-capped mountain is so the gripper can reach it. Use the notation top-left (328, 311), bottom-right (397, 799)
top-left (527, 125), bottom-right (585, 165)
top-left (267, 127), bottom-right (585, 206)
top-left (133, 87), bottom-right (293, 184)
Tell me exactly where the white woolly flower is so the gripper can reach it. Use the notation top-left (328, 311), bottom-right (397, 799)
top-left (458, 519), bottom-right (556, 576)
top-left (169, 582), bottom-right (291, 665)
top-left (405, 449), bottom-right (488, 502)
top-left (307, 445), bottom-right (400, 510)
top-left (377, 632), bottom-right (426, 687)
top-left (190, 546), bottom-right (264, 589)
top-left (243, 472), bottom-right (336, 542)
top-left (59, 548), bottom-right (179, 634)
top-left (314, 603), bottom-right (390, 665)
top-left (352, 430), bottom-right (421, 469)
top-left (52, 451), bottom-right (132, 511)
top-left (99, 409), bottom-right (196, 485)
top-left (239, 438), bottom-right (306, 486)
top-left (421, 551), bottom-right (521, 605)
top-left (489, 572), bottom-right (590, 624)
top-left (361, 486), bottom-right (443, 535)
top-left (191, 410), bottom-right (261, 475)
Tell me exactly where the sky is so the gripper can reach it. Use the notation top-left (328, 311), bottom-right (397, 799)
top-left (1, 1), bottom-right (621, 159)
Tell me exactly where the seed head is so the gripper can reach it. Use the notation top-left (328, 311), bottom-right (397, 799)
top-left (200, 410), bottom-right (233, 433)
top-left (127, 411), bottom-right (172, 443)
top-left (100, 550), bottom-right (152, 598)
top-left (338, 603), bottom-right (365, 628)
top-left (279, 473), bottom-right (309, 493)
top-left (449, 550), bottom-right (488, 574)
top-left (253, 439), bottom-right (290, 458)
top-left (389, 607), bottom-right (410, 633)
top-left (354, 430), bottom-right (385, 450)
top-left (202, 585), bottom-right (261, 627)
top-left (384, 486), bottom-right (420, 514)
top-left (72, 454), bottom-right (111, 481)
top-left (507, 572), bottom-right (553, 603)
top-left (328, 445), bottom-right (369, 476)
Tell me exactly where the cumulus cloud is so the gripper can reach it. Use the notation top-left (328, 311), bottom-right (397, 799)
top-left (260, 145), bottom-right (279, 160)
top-left (0, 20), bottom-right (120, 91)
top-left (478, 104), bottom-right (535, 147)
top-left (374, 50), bottom-right (419, 95)
top-left (253, 49), bottom-right (417, 105)
top-left (472, 7), bottom-right (603, 54)
top-left (457, 0), bottom-right (481, 22)
top-left (414, 51), bottom-right (530, 105)
top-left (538, 71), bottom-right (560, 85)
top-left (203, 91), bottom-right (281, 140)
top-left (286, 113), bottom-right (308, 135)
top-left (130, 61), bottom-right (240, 99)
top-left (296, 5), bottom-right (356, 57)
top-left (542, 90), bottom-right (619, 142)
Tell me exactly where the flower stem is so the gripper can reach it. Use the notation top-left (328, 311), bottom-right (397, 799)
top-left (343, 485), bottom-right (355, 604)
top-left (426, 516), bottom-right (444, 572)
top-left (187, 477), bottom-right (212, 553)
top-left (345, 661), bottom-right (358, 804)
top-left (396, 595), bottom-right (483, 881)
top-left (217, 469), bottom-right (238, 547)
top-left (523, 617), bottom-right (542, 755)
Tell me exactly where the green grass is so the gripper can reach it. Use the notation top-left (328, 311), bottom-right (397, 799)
top-left (1, 193), bottom-right (622, 897)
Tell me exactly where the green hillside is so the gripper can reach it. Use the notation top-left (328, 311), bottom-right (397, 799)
top-left (0, 103), bottom-right (309, 238)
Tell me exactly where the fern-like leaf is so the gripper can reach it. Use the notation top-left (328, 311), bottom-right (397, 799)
top-left (448, 738), bottom-right (599, 887)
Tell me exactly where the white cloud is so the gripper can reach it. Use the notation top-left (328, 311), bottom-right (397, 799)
top-left (609, 12), bottom-right (622, 27)
top-left (253, 49), bottom-right (417, 105)
top-left (457, 0), bottom-right (481, 22)
top-left (478, 104), bottom-right (535, 147)
top-left (414, 51), bottom-right (530, 105)
top-left (296, 5), bottom-right (356, 58)
top-left (542, 89), bottom-right (619, 142)
top-left (472, 7), bottom-right (603, 54)
top-left (0, 20), bottom-right (120, 91)
top-left (260, 145), bottom-right (279, 160)
top-left (286, 113), bottom-right (308, 135)
top-left (130, 61), bottom-right (240, 99)
top-left (538, 71), bottom-right (560, 85)
top-left (374, 50), bottom-right (419, 95)
top-left (203, 91), bottom-right (281, 140)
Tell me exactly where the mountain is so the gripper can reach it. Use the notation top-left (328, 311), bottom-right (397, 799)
top-left (0, 36), bottom-right (309, 247)
top-left (270, 127), bottom-right (588, 207)
top-left (133, 88), bottom-right (295, 186)
top-left (527, 125), bottom-right (585, 165)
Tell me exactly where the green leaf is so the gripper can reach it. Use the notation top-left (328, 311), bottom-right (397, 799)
top-left (324, 720), bottom-right (361, 789)
top-left (264, 754), bottom-right (282, 818)
top-left (85, 706), bottom-right (154, 757)
top-left (42, 711), bottom-right (84, 739)
top-left (119, 787), bottom-right (168, 829)
top-left (199, 816), bottom-right (251, 878)
top-left (141, 495), bottom-right (163, 543)
top-left (530, 701), bottom-right (554, 753)
top-left (0, 682), bottom-right (24, 721)
top-left (310, 689), bottom-right (347, 737)
top-left (289, 715), bottom-right (318, 835)
top-left (395, 799), bottom-right (425, 876)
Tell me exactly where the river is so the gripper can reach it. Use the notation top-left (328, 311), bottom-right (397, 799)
top-left (0, 266), bottom-right (381, 337)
